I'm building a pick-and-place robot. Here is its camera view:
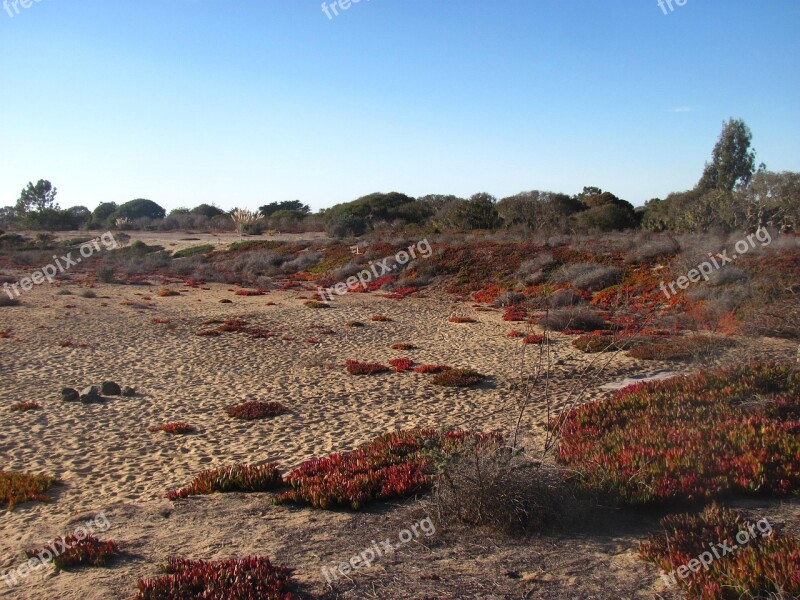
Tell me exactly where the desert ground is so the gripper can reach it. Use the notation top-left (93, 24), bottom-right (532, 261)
top-left (1, 232), bottom-right (798, 599)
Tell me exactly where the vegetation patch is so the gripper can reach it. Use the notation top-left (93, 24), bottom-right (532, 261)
top-left (150, 422), bottom-right (195, 435)
top-left (10, 401), bottom-right (41, 412)
top-left (389, 357), bottom-right (414, 372)
top-left (27, 535), bottom-right (119, 570)
top-left (226, 401), bottom-right (289, 421)
top-left (555, 362), bottom-right (800, 505)
top-left (304, 300), bottom-right (330, 308)
top-left (431, 368), bottom-right (486, 388)
top-left (172, 244), bottom-right (214, 259)
top-left (276, 428), bottom-right (499, 510)
top-left (167, 463), bottom-right (282, 500)
top-left (449, 316), bottom-right (478, 324)
top-left (639, 503), bottom-right (800, 599)
top-left (415, 365), bottom-right (452, 374)
top-left (346, 360), bottom-right (391, 375)
top-left (135, 556), bottom-right (294, 599)
top-left (628, 334), bottom-right (736, 361)
top-left (0, 471), bottom-right (60, 510)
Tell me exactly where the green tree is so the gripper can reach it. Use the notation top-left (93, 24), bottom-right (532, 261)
top-left (259, 200), bottom-right (310, 217)
top-left (16, 180), bottom-right (58, 214)
top-left (113, 199), bottom-right (166, 221)
top-left (697, 118), bottom-right (757, 192)
top-left (190, 203), bottom-right (225, 218)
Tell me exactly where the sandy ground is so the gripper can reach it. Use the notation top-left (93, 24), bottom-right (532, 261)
top-left (1, 276), bottom-right (797, 599)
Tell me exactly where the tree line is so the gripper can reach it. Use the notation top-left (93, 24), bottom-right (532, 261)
top-left (2, 119), bottom-right (797, 236)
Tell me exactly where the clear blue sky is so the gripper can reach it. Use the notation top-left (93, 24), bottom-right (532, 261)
top-left (1, 1), bottom-right (798, 212)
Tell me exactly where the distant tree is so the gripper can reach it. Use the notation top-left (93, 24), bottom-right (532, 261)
top-left (743, 170), bottom-right (800, 231)
top-left (259, 200), bottom-right (310, 218)
top-left (190, 203), bottom-right (225, 218)
top-left (0, 206), bottom-right (16, 229)
top-left (697, 118), bottom-right (757, 192)
top-left (433, 194), bottom-right (501, 231)
top-left (417, 194), bottom-right (463, 211)
top-left (91, 202), bottom-right (118, 226)
top-left (16, 180), bottom-right (58, 214)
top-left (67, 206), bottom-right (92, 228)
top-left (113, 199), bottom-right (166, 221)
top-left (574, 204), bottom-right (638, 232)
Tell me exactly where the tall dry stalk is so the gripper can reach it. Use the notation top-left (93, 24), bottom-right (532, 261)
top-left (230, 209), bottom-right (263, 236)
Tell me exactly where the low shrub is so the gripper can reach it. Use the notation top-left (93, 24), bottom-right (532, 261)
top-left (226, 401), bottom-right (289, 421)
top-left (150, 422), bottom-right (195, 435)
top-left (431, 368), bottom-right (486, 388)
top-left (346, 320), bottom-right (365, 327)
top-left (628, 335), bottom-right (735, 361)
top-left (370, 314), bottom-right (392, 322)
top-left (304, 300), bottom-right (330, 308)
top-left (555, 362), bottom-right (800, 505)
top-left (639, 503), bottom-right (800, 599)
top-left (0, 295), bottom-right (20, 307)
top-left (414, 365), bottom-right (452, 374)
top-left (27, 535), bottom-right (119, 570)
top-left (572, 334), bottom-right (635, 353)
top-left (135, 557), bottom-right (294, 600)
top-left (0, 471), bottom-right (60, 510)
top-left (346, 360), bottom-right (391, 375)
top-left (157, 290), bottom-right (180, 297)
top-left (539, 309), bottom-right (608, 333)
top-left (167, 463), bottom-right (282, 500)
top-left (391, 343), bottom-right (417, 350)
top-left (449, 317), bottom-right (478, 324)
top-left (173, 244), bottom-right (215, 259)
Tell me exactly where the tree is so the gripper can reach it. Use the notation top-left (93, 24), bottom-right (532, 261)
top-left (190, 203), bottom-right (225, 218)
top-left (697, 118), bottom-right (757, 192)
top-left (259, 200), bottom-right (310, 217)
top-left (16, 180), bottom-right (58, 214)
top-left (113, 199), bottom-right (166, 221)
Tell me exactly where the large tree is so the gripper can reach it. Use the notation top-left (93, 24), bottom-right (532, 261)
top-left (16, 180), bottom-right (58, 214)
top-left (697, 118), bottom-right (757, 192)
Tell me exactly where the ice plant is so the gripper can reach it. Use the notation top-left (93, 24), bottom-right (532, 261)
top-left (10, 401), bottom-right (41, 412)
top-left (346, 360), bottom-right (391, 375)
top-left (431, 368), bottom-right (486, 388)
top-left (414, 365), bottom-right (452, 374)
top-left (1, 471), bottom-right (60, 510)
top-left (167, 463), bottom-right (282, 500)
top-left (226, 401), bottom-right (289, 421)
top-left (26, 535), bottom-right (119, 570)
top-left (149, 422), bottom-right (195, 435)
top-left (389, 358), bottom-right (414, 373)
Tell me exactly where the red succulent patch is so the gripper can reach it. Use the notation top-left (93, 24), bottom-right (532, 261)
top-left (10, 401), bottom-right (40, 412)
top-left (150, 422), bottom-right (195, 435)
top-left (370, 314), bottom-right (393, 322)
top-left (346, 360), bottom-right (391, 375)
top-left (234, 289), bottom-right (267, 296)
top-left (521, 334), bottom-right (546, 345)
top-left (27, 535), bottom-right (119, 570)
top-left (158, 290), bottom-right (181, 297)
top-left (389, 358), bottom-right (414, 373)
top-left (226, 401), bottom-right (289, 421)
top-left (449, 317), bottom-right (478, 324)
top-left (135, 556), bottom-right (294, 599)
top-left (639, 503), bottom-right (800, 599)
top-left (167, 463), bottom-right (282, 500)
top-left (0, 471), bottom-right (60, 510)
top-left (391, 343), bottom-right (417, 350)
top-left (414, 365), bottom-right (452, 374)
top-left (431, 368), bottom-right (486, 387)
top-left (555, 362), bottom-right (800, 505)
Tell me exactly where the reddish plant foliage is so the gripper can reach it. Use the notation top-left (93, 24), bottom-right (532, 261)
top-left (506, 330), bottom-right (526, 338)
top-left (639, 503), bottom-right (800, 599)
top-left (60, 340), bottom-right (90, 348)
top-left (502, 306), bottom-right (527, 322)
top-left (0, 327), bottom-right (13, 338)
top-left (414, 365), bottom-right (452, 374)
top-left (167, 463), bottom-right (282, 501)
top-left (151, 318), bottom-right (171, 324)
top-left (10, 401), bottom-right (41, 412)
top-left (449, 317), bottom-right (478, 324)
top-left (389, 358), bottom-right (414, 373)
top-left (27, 535), bottom-right (119, 570)
top-left (555, 362), bottom-right (800, 505)
top-left (346, 360), bottom-right (391, 375)
top-left (234, 289), bottom-right (267, 296)
top-left (150, 422), bottom-right (195, 435)
top-left (0, 471), bottom-right (60, 510)
top-left (521, 334), bottom-right (546, 345)
top-left (135, 556), bottom-right (295, 599)
top-left (391, 343), bottom-right (418, 350)
top-left (158, 290), bottom-right (181, 297)
top-left (431, 368), bottom-right (486, 387)
top-left (276, 428), bottom-right (500, 510)
top-left (370, 314), bottom-right (393, 322)
top-left (305, 301), bottom-right (330, 308)
top-left (226, 401), bottom-right (289, 421)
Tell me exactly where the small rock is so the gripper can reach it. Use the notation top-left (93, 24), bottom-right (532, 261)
top-left (121, 386), bottom-right (136, 397)
top-left (61, 387), bottom-right (80, 402)
top-left (80, 385), bottom-right (100, 397)
top-left (101, 381), bottom-right (121, 396)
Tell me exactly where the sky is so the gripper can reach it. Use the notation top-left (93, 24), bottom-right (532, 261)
top-left (1, 1), bottom-right (798, 213)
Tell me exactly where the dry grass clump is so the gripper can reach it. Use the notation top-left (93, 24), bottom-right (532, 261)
top-left (628, 334), bottom-right (735, 361)
top-left (449, 316), bottom-right (478, 324)
top-left (433, 443), bottom-right (585, 535)
top-left (431, 368), bottom-right (486, 387)
top-left (0, 471), bottom-right (60, 510)
top-left (552, 262), bottom-right (622, 291)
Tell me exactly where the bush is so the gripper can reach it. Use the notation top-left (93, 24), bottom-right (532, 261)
top-left (555, 362), bottom-right (800, 504)
top-left (627, 334), bottom-right (735, 361)
top-left (304, 300), bottom-right (330, 308)
top-left (639, 503), bottom-right (800, 599)
top-left (346, 360), bottom-right (391, 375)
top-left (431, 368), bottom-right (486, 387)
top-left (434, 443), bottom-right (583, 535)
top-left (27, 535), bottom-right (119, 570)
top-left (167, 463), bottom-right (282, 500)
top-left (226, 401), bottom-right (288, 421)
top-left (0, 471), bottom-right (59, 510)
top-left (96, 266), bottom-right (115, 283)
top-left (539, 309), bottom-right (608, 332)
top-left (80, 290), bottom-right (97, 299)
top-left (389, 357), bottom-right (414, 372)
top-left (552, 263), bottom-right (623, 291)
top-left (173, 244), bottom-right (215, 259)
top-left (572, 334), bottom-right (634, 353)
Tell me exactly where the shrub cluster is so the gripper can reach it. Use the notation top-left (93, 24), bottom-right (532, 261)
top-left (389, 358), bottom-right (414, 373)
top-left (346, 360), bottom-right (391, 375)
top-left (226, 401), bottom-right (288, 421)
top-left (27, 535), bottom-right (119, 570)
top-left (0, 471), bottom-right (60, 510)
top-left (431, 368), bottom-right (486, 388)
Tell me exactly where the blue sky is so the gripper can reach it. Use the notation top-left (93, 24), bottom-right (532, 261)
top-left (1, 1), bottom-right (798, 212)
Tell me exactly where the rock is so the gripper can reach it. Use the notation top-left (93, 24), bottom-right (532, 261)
top-left (79, 385), bottom-right (103, 403)
top-left (61, 387), bottom-right (80, 402)
top-left (121, 386), bottom-right (136, 397)
top-left (101, 381), bottom-right (121, 396)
